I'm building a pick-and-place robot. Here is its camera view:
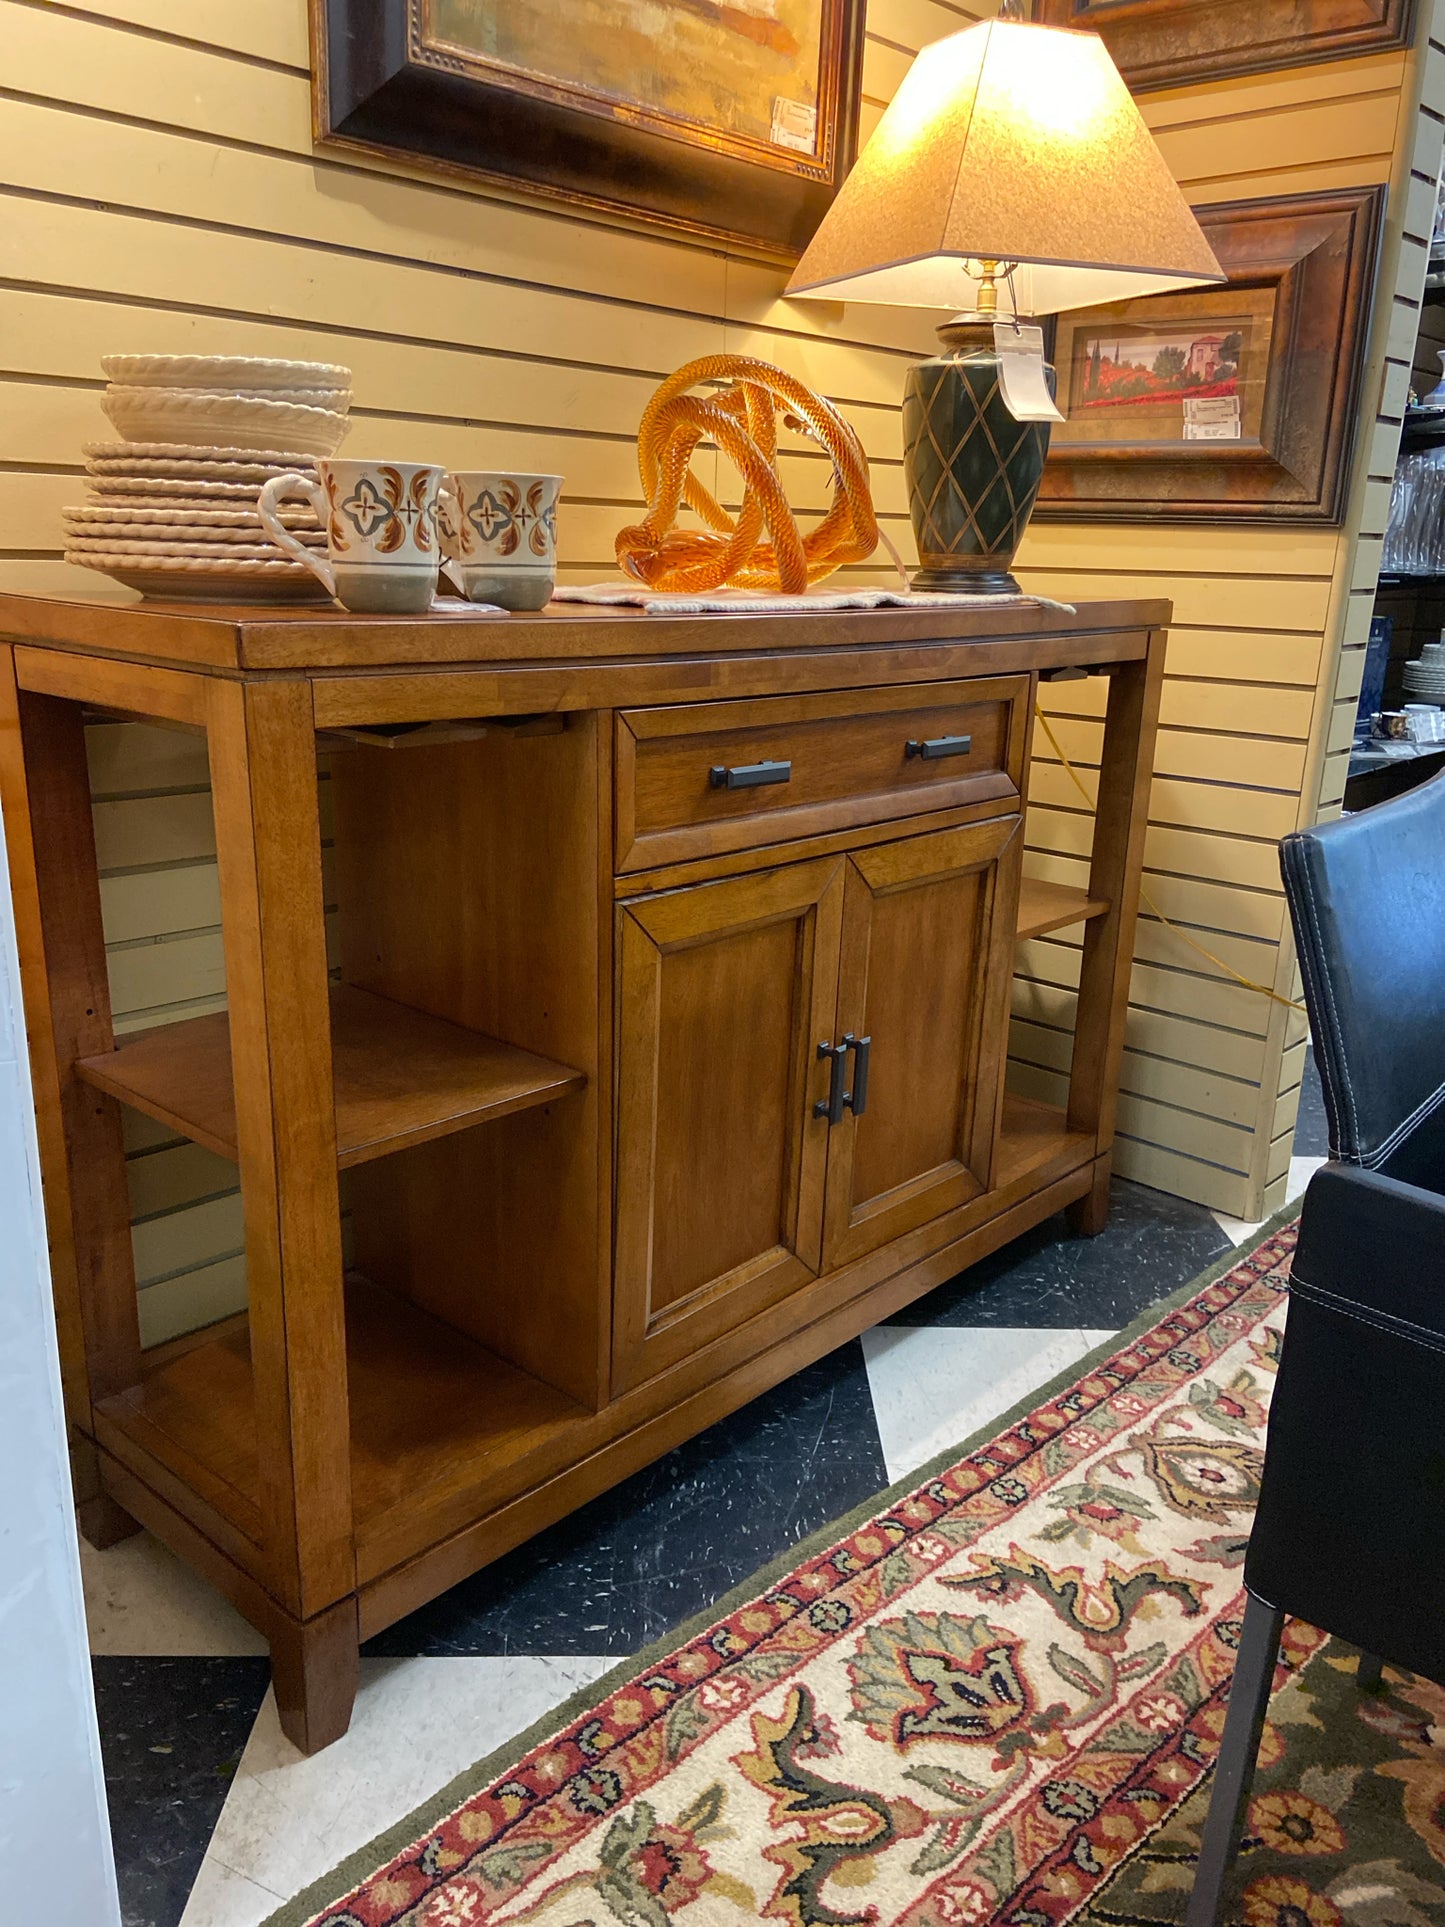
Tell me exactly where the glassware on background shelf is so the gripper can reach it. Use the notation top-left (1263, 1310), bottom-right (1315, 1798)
top-left (1384, 445), bottom-right (1445, 575)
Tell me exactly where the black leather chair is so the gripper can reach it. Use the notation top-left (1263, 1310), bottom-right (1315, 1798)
top-left (1186, 775), bottom-right (1445, 1927)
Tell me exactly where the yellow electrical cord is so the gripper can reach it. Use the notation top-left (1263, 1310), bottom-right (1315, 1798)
top-left (1034, 710), bottom-right (1307, 1015)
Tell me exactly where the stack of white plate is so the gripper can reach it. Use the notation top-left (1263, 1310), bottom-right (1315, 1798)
top-left (1403, 639), bottom-right (1445, 703)
top-left (64, 355), bottom-right (352, 600)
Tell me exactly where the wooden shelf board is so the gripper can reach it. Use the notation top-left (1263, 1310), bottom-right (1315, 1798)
top-left (1015, 878), bottom-right (1110, 942)
top-left (995, 1091), bottom-right (1093, 1190)
top-left (101, 1276), bottom-right (587, 1549)
top-left (100, 1106), bottom-right (1092, 1567)
top-left (76, 983), bottom-right (586, 1169)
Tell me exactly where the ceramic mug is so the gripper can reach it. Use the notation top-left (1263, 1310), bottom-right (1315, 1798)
top-left (439, 470), bottom-right (561, 611)
top-left (258, 458), bottom-right (444, 613)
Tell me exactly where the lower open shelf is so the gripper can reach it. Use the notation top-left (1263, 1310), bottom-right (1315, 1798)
top-left (96, 1092), bottom-right (1090, 1587)
top-left (96, 1274), bottom-right (589, 1572)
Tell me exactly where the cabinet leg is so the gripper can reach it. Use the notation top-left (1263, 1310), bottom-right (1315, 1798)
top-left (270, 1596), bottom-right (361, 1755)
top-left (77, 1489), bottom-right (142, 1550)
top-left (1066, 1158), bottom-right (1112, 1238)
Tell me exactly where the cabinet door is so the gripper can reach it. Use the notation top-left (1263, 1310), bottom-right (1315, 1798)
top-left (822, 817), bottom-right (1022, 1271)
top-left (613, 858), bottom-right (844, 1393)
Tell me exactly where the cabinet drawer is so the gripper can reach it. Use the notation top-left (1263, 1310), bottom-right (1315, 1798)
top-left (615, 678), bottom-right (1028, 872)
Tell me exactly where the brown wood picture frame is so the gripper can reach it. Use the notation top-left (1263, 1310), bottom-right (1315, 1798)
top-left (1034, 0), bottom-right (1416, 92)
top-left (1034, 186), bottom-right (1385, 526)
top-left (310, 0), bottom-right (866, 256)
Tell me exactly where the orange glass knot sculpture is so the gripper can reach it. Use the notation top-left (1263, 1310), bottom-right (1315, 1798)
top-left (615, 354), bottom-right (878, 594)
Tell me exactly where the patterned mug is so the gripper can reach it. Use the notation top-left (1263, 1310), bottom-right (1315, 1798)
top-left (439, 470), bottom-right (561, 611)
top-left (258, 458), bottom-right (444, 613)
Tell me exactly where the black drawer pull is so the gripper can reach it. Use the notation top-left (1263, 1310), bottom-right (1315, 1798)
top-left (905, 734), bottom-right (972, 761)
top-left (709, 758), bottom-right (792, 790)
top-left (814, 1039), bottom-right (848, 1124)
top-left (844, 1033), bottom-right (871, 1118)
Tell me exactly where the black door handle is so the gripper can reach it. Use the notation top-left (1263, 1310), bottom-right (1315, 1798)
top-left (905, 734), bottom-right (972, 760)
top-left (814, 1039), bottom-right (847, 1123)
top-left (709, 758), bottom-right (792, 790)
top-left (843, 1033), bottom-right (871, 1117)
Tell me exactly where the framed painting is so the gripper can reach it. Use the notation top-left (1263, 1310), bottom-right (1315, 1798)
top-left (1034, 186), bottom-right (1385, 526)
top-left (1033, 0), bottom-right (1416, 92)
top-left (312, 0), bottom-right (867, 255)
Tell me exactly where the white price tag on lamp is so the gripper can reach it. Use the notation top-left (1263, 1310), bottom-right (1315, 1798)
top-left (993, 323), bottom-right (1063, 424)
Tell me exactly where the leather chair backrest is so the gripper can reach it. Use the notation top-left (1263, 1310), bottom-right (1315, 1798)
top-left (1280, 774), bottom-right (1445, 1179)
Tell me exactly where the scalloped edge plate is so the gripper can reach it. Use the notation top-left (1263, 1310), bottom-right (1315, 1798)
top-left (65, 536), bottom-right (313, 559)
top-left (65, 523), bottom-right (326, 547)
top-left (65, 503), bottom-right (319, 528)
top-left (100, 354), bottom-right (352, 391)
top-left (66, 551), bottom-right (330, 602)
top-left (84, 441), bottom-right (319, 464)
top-left (101, 390), bottom-right (348, 457)
top-left (85, 475), bottom-right (270, 499)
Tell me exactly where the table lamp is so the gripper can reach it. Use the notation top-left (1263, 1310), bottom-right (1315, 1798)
top-left (786, 11), bottom-right (1224, 593)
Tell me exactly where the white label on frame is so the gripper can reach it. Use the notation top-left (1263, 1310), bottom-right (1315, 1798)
top-left (993, 324), bottom-right (1063, 423)
top-left (1183, 394), bottom-right (1241, 441)
top-left (771, 98), bottom-right (818, 153)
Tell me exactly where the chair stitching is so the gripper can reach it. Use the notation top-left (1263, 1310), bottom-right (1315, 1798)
top-left (1292, 847), bottom-right (1361, 1156)
top-left (1289, 1278), bottom-right (1445, 1356)
top-left (1357, 1073), bottom-right (1445, 1170)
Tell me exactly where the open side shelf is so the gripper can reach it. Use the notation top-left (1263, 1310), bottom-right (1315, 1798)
top-left (95, 1274), bottom-right (590, 1572)
top-left (1015, 877), bottom-right (1111, 942)
top-left (995, 1089), bottom-right (1092, 1189)
top-left (94, 1091), bottom-right (1087, 1586)
top-left (76, 983), bottom-right (587, 1169)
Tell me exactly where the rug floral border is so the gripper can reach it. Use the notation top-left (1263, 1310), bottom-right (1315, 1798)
top-left (265, 1209), bottom-right (1303, 1927)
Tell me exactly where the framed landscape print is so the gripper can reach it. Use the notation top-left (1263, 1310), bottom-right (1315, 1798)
top-left (1034, 186), bottom-right (1385, 526)
top-left (1033, 0), bottom-right (1416, 92)
top-left (312, 0), bottom-right (867, 254)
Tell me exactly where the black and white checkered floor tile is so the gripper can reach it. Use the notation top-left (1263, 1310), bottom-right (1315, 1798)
top-left (88, 1062), bottom-right (1329, 1927)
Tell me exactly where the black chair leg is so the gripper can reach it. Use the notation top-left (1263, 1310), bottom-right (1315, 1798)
top-left (1185, 1591), bottom-right (1286, 1927)
top-left (1357, 1651), bottom-right (1385, 1691)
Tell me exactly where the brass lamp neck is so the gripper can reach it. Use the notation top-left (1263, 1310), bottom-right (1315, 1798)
top-left (937, 262), bottom-right (1019, 352)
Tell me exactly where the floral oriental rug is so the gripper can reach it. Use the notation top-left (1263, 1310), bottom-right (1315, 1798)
top-left (269, 1218), bottom-right (1445, 1927)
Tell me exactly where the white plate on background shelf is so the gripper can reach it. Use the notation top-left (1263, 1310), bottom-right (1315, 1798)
top-left (66, 551), bottom-right (329, 601)
top-left (100, 389), bottom-right (349, 457)
top-left (100, 353), bottom-right (351, 391)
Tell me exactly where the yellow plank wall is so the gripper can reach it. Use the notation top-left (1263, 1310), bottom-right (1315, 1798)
top-left (0, 0), bottom-right (1434, 1339)
top-left (1013, 22), bottom-right (1445, 1219)
top-left (1281, 0), bottom-right (1445, 1174)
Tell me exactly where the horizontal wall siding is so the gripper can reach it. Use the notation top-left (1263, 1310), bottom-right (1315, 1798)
top-left (0, 0), bottom-right (979, 1343)
top-left (1013, 45), bottom-right (1426, 1215)
top-left (1272, 0), bottom-right (1445, 1194)
top-left (0, 0), bottom-right (1425, 1332)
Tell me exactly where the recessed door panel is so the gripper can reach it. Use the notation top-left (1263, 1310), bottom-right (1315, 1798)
top-left (822, 817), bottom-right (1023, 1271)
top-left (612, 857), bottom-right (844, 1392)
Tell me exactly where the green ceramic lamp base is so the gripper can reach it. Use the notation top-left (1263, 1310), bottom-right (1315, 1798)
top-left (902, 320), bottom-right (1052, 601)
top-left (909, 563), bottom-right (1026, 595)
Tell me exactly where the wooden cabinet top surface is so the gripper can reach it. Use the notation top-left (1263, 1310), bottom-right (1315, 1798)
top-left (0, 589), bottom-right (1170, 677)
